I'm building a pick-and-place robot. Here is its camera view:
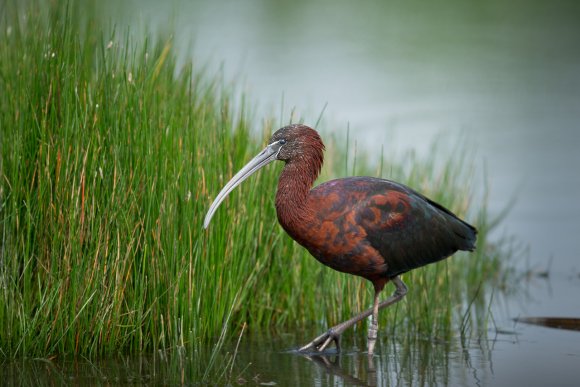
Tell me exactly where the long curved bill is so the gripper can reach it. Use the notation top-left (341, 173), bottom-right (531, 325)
top-left (203, 140), bottom-right (284, 229)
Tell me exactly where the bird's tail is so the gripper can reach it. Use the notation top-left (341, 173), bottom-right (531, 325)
top-left (453, 219), bottom-right (477, 252)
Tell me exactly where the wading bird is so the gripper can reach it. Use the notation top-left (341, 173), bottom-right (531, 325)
top-left (203, 124), bottom-right (477, 354)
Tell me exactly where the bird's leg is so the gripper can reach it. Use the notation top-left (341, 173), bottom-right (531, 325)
top-left (367, 291), bottom-right (381, 355)
top-left (299, 276), bottom-right (408, 353)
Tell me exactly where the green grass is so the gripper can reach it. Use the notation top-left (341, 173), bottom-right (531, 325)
top-left (0, 0), bottom-right (508, 373)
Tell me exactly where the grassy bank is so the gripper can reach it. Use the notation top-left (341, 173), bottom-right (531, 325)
top-left (0, 1), bottom-right (506, 366)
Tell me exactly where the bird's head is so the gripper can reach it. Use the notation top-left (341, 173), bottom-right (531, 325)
top-left (269, 124), bottom-right (325, 162)
top-left (203, 124), bottom-right (324, 229)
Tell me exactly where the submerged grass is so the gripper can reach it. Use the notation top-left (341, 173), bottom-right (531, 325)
top-left (0, 0), bottom-right (508, 374)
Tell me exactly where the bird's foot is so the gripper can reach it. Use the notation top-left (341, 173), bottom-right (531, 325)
top-left (298, 328), bottom-right (341, 353)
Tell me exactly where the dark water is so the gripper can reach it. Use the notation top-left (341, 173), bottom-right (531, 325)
top-left (9, 0), bottom-right (580, 385)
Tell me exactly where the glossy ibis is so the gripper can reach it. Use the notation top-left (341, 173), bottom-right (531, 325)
top-left (203, 124), bottom-right (477, 354)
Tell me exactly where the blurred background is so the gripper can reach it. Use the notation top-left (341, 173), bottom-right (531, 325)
top-left (103, 0), bottom-right (580, 274)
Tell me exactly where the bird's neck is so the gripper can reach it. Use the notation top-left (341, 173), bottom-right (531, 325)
top-left (275, 154), bottom-right (322, 231)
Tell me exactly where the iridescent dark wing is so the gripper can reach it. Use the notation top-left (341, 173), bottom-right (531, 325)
top-left (309, 177), bottom-right (476, 278)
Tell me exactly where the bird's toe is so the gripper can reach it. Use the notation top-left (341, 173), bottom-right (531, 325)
top-left (299, 328), bottom-right (341, 353)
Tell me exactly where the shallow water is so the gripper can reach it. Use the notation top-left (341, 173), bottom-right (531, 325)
top-left (5, 300), bottom-right (580, 386)
top-left (8, 0), bottom-right (580, 385)
top-left (6, 274), bottom-right (579, 385)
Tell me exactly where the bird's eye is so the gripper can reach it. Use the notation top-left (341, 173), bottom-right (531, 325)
top-left (279, 139), bottom-right (287, 145)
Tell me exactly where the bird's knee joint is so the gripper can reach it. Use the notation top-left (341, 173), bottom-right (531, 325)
top-left (394, 279), bottom-right (408, 297)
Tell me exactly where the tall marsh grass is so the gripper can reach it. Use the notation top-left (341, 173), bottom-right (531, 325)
top-left (0, 1), bottom-right (507, 365)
